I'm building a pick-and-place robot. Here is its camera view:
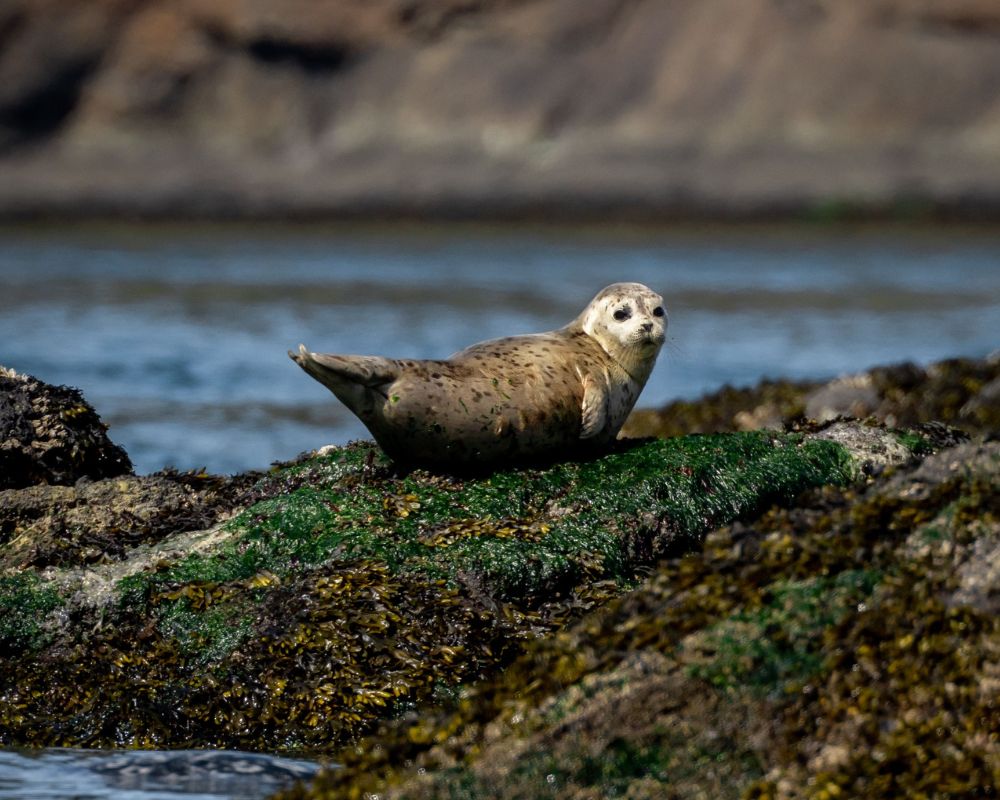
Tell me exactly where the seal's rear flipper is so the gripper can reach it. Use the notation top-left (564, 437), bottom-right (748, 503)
top-left (291, 345), bottom-right (399, 416)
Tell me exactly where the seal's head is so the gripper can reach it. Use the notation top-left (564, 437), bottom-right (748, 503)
top-left (579, 282), bottom-right (667, 381)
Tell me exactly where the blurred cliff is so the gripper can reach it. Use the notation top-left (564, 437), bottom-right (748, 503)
top-left (2, 0), bottom-right (1000, 219)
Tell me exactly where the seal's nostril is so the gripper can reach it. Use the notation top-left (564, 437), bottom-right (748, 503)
top-left (641, 322), bottom-right (653, 333)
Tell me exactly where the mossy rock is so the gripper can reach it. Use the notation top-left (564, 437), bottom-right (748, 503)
top-left (623, 354), bottom-right (1000, 440)
top-left (281, 440), bottom-right (997, 800)
top-left (0, 424), bottom-right (910, 754)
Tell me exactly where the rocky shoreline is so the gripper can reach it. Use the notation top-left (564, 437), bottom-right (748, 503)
top-left (0, 355), bottom-right (997, 798)
top-left (286, 436), bottom-right (998, 800)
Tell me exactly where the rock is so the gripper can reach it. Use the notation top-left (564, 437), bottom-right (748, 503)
top-left (0, 421), bottom-right (914, 753)
top-left (294, 438), bottom-right (1000, 800)
top-left (0, 353), bottom-right (993, 800)
top-left (805, 419), bottom-right (914, 476)
top-left (0, 366), bottom-right (132, 489)
top-left (621, 378), bottom-right (819, 439)
top-left (960, 374), bottom-right (1000, 427)
top-left (2, 0), bottom-right (1000, 217)
top-left (625, 355), bottom-right (1000, 440)
top-left (950, 537), bottom-right (1000, 614)
top-left (803, 373), bottom-right (880, 422)
top-left (0, 475), bottom-right (216, 569)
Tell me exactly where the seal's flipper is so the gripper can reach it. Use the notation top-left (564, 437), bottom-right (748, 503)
top-left (580, 372), bottom-right (608, 439)
top-left (291, 345), bottom-right (399, 418)
top-left (288, 283), bottom-right (663, 468)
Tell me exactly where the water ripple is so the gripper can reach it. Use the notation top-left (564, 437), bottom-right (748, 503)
top-left (1, 224), bottom-right (998, 474)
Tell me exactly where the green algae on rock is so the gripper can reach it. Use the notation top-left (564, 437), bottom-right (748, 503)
top-left (279, 440), bottom-right (997, 800)
top-left (0, 427), bottom-right (888, 754)
top-left (0, 572), bottom-right (62, 652)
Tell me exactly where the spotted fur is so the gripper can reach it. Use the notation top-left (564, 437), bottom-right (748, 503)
top-left (290, 282), bottom-right (667, 469)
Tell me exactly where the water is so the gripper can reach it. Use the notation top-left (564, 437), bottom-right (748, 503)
top-left (0, 224), bottom-right (998, 796)
top-left (0, 749), bottom-right (321, 800)
top-left (1, 223), bottom-right (998, 475)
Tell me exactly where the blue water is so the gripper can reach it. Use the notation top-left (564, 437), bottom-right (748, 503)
top-left (1, 223), bottom-right (998, 474)
top-left (0, 749), bottom-right (321, 800)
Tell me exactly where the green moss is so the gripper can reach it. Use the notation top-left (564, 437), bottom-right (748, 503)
top-left (0, 431), bottom-right (862, 754)
top-left (154, 433), bottom-right (855, 606)
top-left (565, 739), bottom-right (676, 791)
top-left (513, 740), bottom-right (680, 799)
top-left (892, 430), bottom-right (934, 457)
top-left (157, 598), bottom-right (254, 665)
top-left (285, 442), bottom-right (996, 800)
top-left (0, 573), bottom-right (62, 652)
top-left (115, 571), bottom-right (155, 611)
top-left (687, 569), bottom-right (882, 694)
top-left (404, 734), bottom-right (762, 800)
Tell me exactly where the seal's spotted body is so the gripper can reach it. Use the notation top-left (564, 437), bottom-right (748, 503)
top-left (291, 283), bottom-right (666, 469)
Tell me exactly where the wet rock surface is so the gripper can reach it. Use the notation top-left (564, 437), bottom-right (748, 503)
top-left (0, 357), bottom-right (995, 800)
top-left (0, 366), bottom-right (132, 489)
top-left (281, 442), bottom-right (999, 800)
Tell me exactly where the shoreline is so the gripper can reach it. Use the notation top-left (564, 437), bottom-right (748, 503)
top-left (5, 198), bottom-right (1000, 227)
top-left (6, 215), bottom-right (1000, 236)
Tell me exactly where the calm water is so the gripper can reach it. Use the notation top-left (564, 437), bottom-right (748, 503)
top-left (0, 749), bottom-right (319, 800)
top-left (0, 749), bottom-right (321, 800)
top-left (1, 223), bottom-right (998, 475)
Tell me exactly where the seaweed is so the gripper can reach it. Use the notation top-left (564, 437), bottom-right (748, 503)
top-left (0, 431), bottom-right (862, 753)
top-left (283, 441), bottom-right (998, 799)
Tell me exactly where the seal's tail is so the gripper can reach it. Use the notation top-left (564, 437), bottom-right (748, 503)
top-left (289, 345), bottom-right (399, 415)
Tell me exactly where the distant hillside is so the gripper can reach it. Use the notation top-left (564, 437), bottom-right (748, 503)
top-left (2, 0), bottom-right (1000, 219)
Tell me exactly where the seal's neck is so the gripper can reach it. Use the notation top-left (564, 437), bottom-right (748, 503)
top-left (604, 339), bottom-right (658, 385)
top-left (573, 318), bottom-right (658, 385)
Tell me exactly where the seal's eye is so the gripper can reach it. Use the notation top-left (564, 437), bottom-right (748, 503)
top-left (613, 307), bottom-right (631, 321)
top-left (652, 306), bottom-right (665, 317)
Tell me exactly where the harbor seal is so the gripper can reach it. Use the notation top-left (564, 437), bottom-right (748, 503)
top-left (290, 282), bottom-right (667, 469)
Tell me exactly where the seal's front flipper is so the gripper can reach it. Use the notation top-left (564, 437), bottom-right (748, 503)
top-left (291, 345), bottom-right (399, 417)
top-left (580, 372), bottom-right (608, 439)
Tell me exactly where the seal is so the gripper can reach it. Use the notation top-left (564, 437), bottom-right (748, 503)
top-left (290, 282), bottom-right (667, 469)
